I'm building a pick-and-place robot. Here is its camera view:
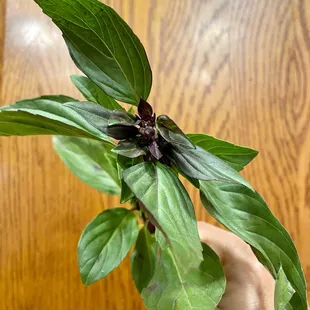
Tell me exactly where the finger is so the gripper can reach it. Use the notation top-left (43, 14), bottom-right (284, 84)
top-left (197, 221), bottom-right (256, 266)
top-left (198, 221), bottom-right (275, 310)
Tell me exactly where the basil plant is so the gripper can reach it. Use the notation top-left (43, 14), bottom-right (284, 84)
top-left (0, 0), bottom-right (307, 309)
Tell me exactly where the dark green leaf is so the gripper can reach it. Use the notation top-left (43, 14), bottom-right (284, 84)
top-left (106, 110), bottom-right (138, 139)
top-left (107, 125), bottom-right (139, 140)
top-left (113, 141), bottom-right (146, 158)
top-left (156, 115), bottom-right (194, 148)
top-left (117, 155), bottom-right (142, 172)
top-left (200, 181), bottom-right (307, 310)
top-left (108, 110), bottom-right (136, 127)
top-left (0, 98), bottom-right (109, 141)
top-left (53, 136), bottom-right (120, 195)
top-left (35, 0), bottom-right (152, 104)
top-left (120, 179), bottom-right (135, 203)
top-left (78, 207), bottom-right (139, 285)
top-left (123, 162), bottom-right (203, 273)
top-left (64, 101), bottom-right (111, 134)
top-left (71, 75), bottom-right (123, 110)
top-left (117, 155), bottom-right (141, 203)
top-left (187, 133), bottom-right (258, 171)
top-left (275, 267), bottom-right (295, 310)
top-left (131, 226), bottom-right (158, 292)
top-left (142, 243), bottom-right (226, 310)
top-left (169, 146), bottom-right (253, 190)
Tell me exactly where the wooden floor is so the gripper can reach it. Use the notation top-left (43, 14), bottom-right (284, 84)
top-left (1, 0), bottom-right (310, 309)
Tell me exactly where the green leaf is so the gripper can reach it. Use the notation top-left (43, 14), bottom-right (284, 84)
top-left (53, 136), bottom-right (120, 195)
top-left (39, 94), bottom-right (79, 103)
top-left (123, 162), bottom-right (203, 273)
top-left (275, 266), bottom-right (295, 310)
top-left (187, 133), bottom-right (258, 171)
top-left (107, 110), bottom-right (139, 140)
top-left (113, 141), bottom-right (146, 158)
top-left (169, 146), bottom-right (253, 190)
top-left (128, 106), bottom-right (135, 114)
top-left (108, 110), bottom-right (137, 127)
top-left (142, 243), bottom-right (226, 310)
top-left (70, 75), bottom-right (123, 110)
top-left (120, 179), bottom-right (135, 203)
top-left (156, 115), bottom-right (194, 148)
top-left (0, 98), bottom-right (109, 141)
top-left (64, 101), bottom-right (111, 134)
top-left (117, 155), bottom-right (141, 203)
top-left (200, 181), bottom-right (307, 310)
top-left (35, 0), bottom-right (152, 105)
top-left (78, 207), bottom-right (139, 285)
top-left (117, 155), bottom-right (142, 173)
top-left (131, 226), bottom-right (158, 293)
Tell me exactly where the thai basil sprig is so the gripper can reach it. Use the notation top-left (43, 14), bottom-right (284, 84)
top-left (0, 0), bottom-right (307, 309)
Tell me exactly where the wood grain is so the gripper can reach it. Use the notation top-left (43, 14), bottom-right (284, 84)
top-left (1, 0), bottom-right (310, 308)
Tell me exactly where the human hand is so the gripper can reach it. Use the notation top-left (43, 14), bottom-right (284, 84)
top-left (198, 222), bottom-right (275, 310)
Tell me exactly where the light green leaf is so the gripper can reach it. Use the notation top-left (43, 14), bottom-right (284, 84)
top-left (131, 226), bottom-right (158, 293)
top-left (35, 0), bottom-right (152, 105)
top-left (187, 133), bottom-right (258, 171)
top-left (123, 162), bottom-right (203, 273)
top-left (78, 207), bottom-right (139, 285)
top-left (128, 106), bottom-right (135, 114)
top-left (0, 98), bottom-right (109, 141)
top-left (53, 136), bottom-right (120, 195)
top-left (70, 75), bottom-right (123, 110)
top-left (169, 145), bottom-right (253, 190)
top-left (142, 243), bottom-right (226, 310)
top-left (39, 94), bottom-right (79, 103)
top-left (275, 266), bottom-right (295, 310)
top-left (200, 181), bottom-right (307, 310)
top-left (113, 141), bottom-right (146, 158)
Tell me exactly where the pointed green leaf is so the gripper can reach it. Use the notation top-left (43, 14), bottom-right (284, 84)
top-left (78, 207), bottom-right (139, 285)
top-left (142, 243), bottom-right (226, 310)
top-left (113, 141), bottom-right (146, 158)
top-left (64, 101), bottom-right (111, 134)
top-left (106, 110), bottom-right (139, 139)
top-left (169, 146), bottom-right (253, 190)
top-left (108, 110), bottom-right (137, 127)
top-left (39, 94), bottom-right (79, 103)
top-left (0, 98), bottom-right (109, 141)
top-left (120, 179), bottom-right (135, 203)
top-left (187, 133), bottom-right (258, 171)
top-left (128, 106), bottom-right (135, 114)
top-left (35, 0), bottom-right (152, 105)
top-left (107, 125), bottom-right (139, 140)
top-left (156, 115), bottom-right (194, 148)
top-left (53, 136), bottom-right (120, 195)
top-left (131, 226), bottom-right (158, 292)
top-left (123, 162), bottom-right (203, 273)
top-left (117, 155), bottom-right (141, 203)
top-left (70, 75), bottom-right (123, 110)
top-left (117, 155), bottom-right (142, 174)
top-left (275, 266), bottom-right (295, 310)
top-left (200, 181), bottom-right (307, 310)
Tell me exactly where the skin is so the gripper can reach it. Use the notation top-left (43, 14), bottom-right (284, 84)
top-left (197, 222), bottom-right (275, 310)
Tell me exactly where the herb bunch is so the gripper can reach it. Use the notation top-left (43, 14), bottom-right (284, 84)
top-left (0, 0), bottom-right (307, 309)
